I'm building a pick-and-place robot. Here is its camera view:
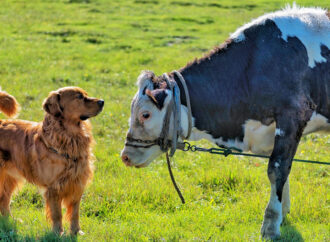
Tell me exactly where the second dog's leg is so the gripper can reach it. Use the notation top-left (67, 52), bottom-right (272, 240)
top-left (0, 171), bottom-right (18, 216)
top-left (45, 189), bottom-right (63, 235)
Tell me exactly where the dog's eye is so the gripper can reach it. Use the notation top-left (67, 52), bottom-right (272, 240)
top-left (77, 94), bottom-right (84, 99)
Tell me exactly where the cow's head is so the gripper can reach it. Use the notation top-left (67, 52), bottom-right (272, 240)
top-left (121, 71), bottom-right (174, 168)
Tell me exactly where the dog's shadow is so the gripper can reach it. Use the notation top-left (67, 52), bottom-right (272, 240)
top-left (0, 216), bottom-right (77, 242)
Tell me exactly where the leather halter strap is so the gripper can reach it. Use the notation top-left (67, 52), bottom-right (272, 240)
top-left (125, 71), bottom-right (192, 156)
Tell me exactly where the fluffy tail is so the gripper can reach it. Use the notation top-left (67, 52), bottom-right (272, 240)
top-left (0, 90), bottom-right (20, 118)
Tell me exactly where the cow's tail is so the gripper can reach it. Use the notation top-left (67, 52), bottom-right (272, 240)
top-left (0, 89), bottom-right (20, 118)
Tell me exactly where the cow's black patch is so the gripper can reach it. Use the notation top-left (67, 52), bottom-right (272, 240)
top-left (147, 89), bottom-right (168, 110)
top-left (305, 44), bottom-right (330, 120)
top-left (171, 19), bottom-right (329, 141)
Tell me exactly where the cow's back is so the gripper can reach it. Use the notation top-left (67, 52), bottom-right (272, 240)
top-left (179, 6), bottom-right (329, 154)
top-left (235, 6), bottom-right (330, 119)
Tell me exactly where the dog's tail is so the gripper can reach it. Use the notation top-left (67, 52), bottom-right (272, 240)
top-left (0, 90), bottom-right (20, 118)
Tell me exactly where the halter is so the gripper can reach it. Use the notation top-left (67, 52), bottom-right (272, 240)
top-left (125, 71), bottom-right (192, 157)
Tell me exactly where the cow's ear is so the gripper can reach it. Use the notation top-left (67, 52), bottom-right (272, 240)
top-left (145, 89), bottom-right (168, 109)
top-left (145, 89), bottom-right (158, 104)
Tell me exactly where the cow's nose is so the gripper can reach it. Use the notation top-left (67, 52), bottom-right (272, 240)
top-left (121, 154), bottom-right (132, 166)
top-left (97, 100), bottom-right (104, 108)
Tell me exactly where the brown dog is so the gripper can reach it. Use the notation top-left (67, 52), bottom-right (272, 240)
top-left (0, 87), bottom-right (104, 235)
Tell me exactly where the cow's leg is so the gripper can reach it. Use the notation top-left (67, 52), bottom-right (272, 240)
top-left (282, 178), bottom-right (290, 219)
top-left (261, 112), bottom-right (309, 239)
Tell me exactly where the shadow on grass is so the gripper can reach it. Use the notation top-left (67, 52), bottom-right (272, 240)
top-left (277, 218), bottom-right (304, 242)
top-left (0, 217), bottom-right (77, 242)
top-left (1, 216), bottom-right (304, 241)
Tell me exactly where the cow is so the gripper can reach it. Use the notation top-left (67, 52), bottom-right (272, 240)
top-left (121, 5), bottom-right (330, 239)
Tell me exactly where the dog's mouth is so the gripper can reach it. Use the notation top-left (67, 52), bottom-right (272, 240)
top-left (80, 110), bottom-right (102, 121)
top-left (97, 106), bottom-right (104, 114)
top-left (80, 115), bottom-right (89, 121)
top-left (80, 104), bottom-right (103, 121)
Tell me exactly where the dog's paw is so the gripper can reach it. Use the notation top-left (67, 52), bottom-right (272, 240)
top-left (14, 218), bottom-right (24, 223)
top-left (70, 228), bottom-right (84, 236)
top-left (53, 226), bottom-right (64, 236)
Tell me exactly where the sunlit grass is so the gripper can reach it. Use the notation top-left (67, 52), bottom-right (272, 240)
top-left (0, 0), bottom-right (329, 241)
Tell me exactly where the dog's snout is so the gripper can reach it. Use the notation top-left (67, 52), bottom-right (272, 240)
top-left (97, 100), bottom-right (104, 108)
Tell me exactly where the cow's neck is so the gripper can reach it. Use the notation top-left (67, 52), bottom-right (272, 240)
top-left (178, 104), bottom-right (208, 142)
top-left (173, 40), bottom-right (249, 141)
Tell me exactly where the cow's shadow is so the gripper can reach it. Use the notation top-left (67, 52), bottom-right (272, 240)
top-left (0, 216), bottom-right (77, 242)
top-left (276, 218), bottom-right (304, 242)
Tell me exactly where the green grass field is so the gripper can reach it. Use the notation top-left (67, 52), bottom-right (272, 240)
top-left (0, 0), bottom-right (329, 241)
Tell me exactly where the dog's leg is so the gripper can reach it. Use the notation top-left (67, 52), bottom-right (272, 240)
top-left (45, 189), bottom-right (63, 235)
top-left (66, 198), bottom-right (83, 235)
top-left (0, 171), bottom-right (18, 216)
top-left (64, 191), bottom-right (83, 235)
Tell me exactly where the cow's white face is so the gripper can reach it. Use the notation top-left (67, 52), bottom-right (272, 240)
top-left (121, 71), bottom-right (173, 168)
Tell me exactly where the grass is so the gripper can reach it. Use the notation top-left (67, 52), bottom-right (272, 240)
top-left (0, 0), bottom-right (329, 241)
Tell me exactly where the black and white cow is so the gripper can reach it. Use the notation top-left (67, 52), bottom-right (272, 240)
top-left (121, 6), bottom-right (330, 239)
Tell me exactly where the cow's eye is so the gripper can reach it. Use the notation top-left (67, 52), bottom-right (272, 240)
top-left (77, 94), bottom-right (83, 99)
top-left (140, 111), bottom-right (151, 121)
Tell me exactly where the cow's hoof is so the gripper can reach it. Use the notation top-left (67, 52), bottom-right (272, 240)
top-left (281, 208), bottom-right (290, 226)
top-left (282, 207), bottom-right (290, 218)
top-left (261, 219), bottom-right (281, 240)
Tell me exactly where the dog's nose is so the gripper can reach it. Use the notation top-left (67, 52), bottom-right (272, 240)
top-left (121, 154), bottom-right (132, 166)
top-left (97, 100), bottom-right (104, 108)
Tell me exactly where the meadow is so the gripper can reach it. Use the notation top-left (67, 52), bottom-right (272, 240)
top-left (0, 0), bottom-right (329, 241)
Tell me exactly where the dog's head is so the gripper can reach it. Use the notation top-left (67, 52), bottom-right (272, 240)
top-left (43, 87), bottom-right (104, 122)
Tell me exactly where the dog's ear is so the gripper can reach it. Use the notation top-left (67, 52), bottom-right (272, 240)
top-left (43, 91), bottom-right (62, 117)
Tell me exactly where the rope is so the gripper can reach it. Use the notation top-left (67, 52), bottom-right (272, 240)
top-left (179, 142), bottom-right (330, 165)
top-left (166, 152), bottom-right (185, 204)
top-left (167, 141), bottom-right (328, 205)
